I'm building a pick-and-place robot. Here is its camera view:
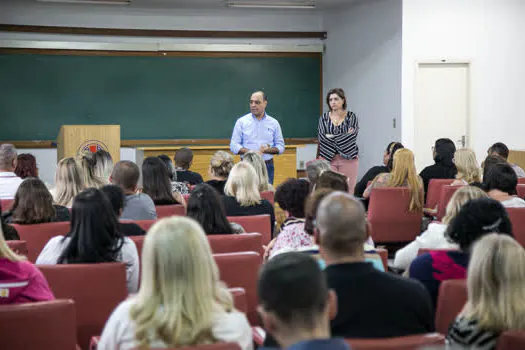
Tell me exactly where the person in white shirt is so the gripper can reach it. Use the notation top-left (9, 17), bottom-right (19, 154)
top-left (97, 216), bottom-right (252, 350)
top-left (0, 144), bottom-right (23, 199)
top-left (394, 186), bottom-right (488, 270)
top-left (36, 188), bottom-right (139, 293)
top-left (484, 162), bottom-right (525, 208)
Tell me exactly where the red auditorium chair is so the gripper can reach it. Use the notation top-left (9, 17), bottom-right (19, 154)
top-left (13, 221), bottom-right (71, 263)
top-left (260, 190), bottom-right (275, 205)
top-left (425, 179), bottom-right (454, 209)
top-left (155, 204), bottom-right (186, 219)
top-left (228, 215), bottom-right (272, 245)
top-left (214, 252), bottom-right (262, 325)
top-left (6, 240), bottom-right (28, 256)
top-left (0, 198), bottom-right (13, 212)
top-left (497, 331), bottom-right (525, 350)
top-left (367, 188), bottom-right (423, 243)
top-left (129, 235), bottom-right (145, 265)
top-left (208, 233), bottom-right (262, 254)
top-left (437, 185), bottom-right (464, 220)
top-left (506, 208), bottom-right (525, 248)
top-left (39, 263), bottom-right (128, 350)
top-left (0, 299), bottom-right (78, 350)
top-left (345, 333), bottom-right (445, 350)
top-left (121, 219), bottom-right (156, 232)
top-left (517, 184), bottom-right (525, 199)
top-left (518, 178), bottom-right (525, 185)
top-left (435, 279), bottom-right (467, 334)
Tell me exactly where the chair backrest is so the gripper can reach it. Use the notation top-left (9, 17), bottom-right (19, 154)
top-left (121, 219), bottom-right (156, 232)
top-left (497, 331), bottom-right (525, 350)
top-left (6, 240), bottom-right (28, 257)
top-left (0, 299), bottom-right (78, 350)
top-left (260, 190), bottom-right (275, 205)
top-left (506, 208), bottom-right (525, 248)
top-left (129, 235), bottom-right (145, 267)
top-left (229, 287), bottom-right (248, 314)
top-left (435, 279), bottom-right (467, 334)
top-left (518, 178), bottom-right (525, 185)
top-left (345, 333), bottom-right (445, 350)
top-left (155, 204), bottom-right (186, 219)
top-left (227, 215), bottom-right (271, 245)
top-left (517, 184), bottom-right (525, 199)
top-left (12, 221), bottom-right (71, 263)
top-left (367, 188), bottom-right (423, 243)
top-left (426, 179), bottom-right (454, 209)
top-left (0, 198), bottom-right (13, 212)
top-left (214, 252), bottom-right (262, 325)
top-left (39, 263), bottom-right (128, 350)
top-left (437, 185), bottom-right (464, 220)
top-left (208, 233), bottom-right (262, 254)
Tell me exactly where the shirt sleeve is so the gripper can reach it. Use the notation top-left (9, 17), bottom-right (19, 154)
top-left (212, 311), bottom-right (254, 350)
top-left (122, 238), bottom-right (140, 294)
top-left (144, 194), bottom-right (157, 220)
top-left (272, 121), bottom-right (285, 154)
top-left (230, 119), bottom-right (244, 155)
top-left (97, 300), bottom-right (133, 350)
top-left (35, 236), bottom-right (63, 265)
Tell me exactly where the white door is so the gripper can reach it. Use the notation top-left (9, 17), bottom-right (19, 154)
top-left (414, 62), bottom-right (469, 172)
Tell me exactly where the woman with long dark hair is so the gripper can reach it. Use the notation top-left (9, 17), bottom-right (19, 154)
top-left (141, 157), bottom-right (184, 206)
top-left (419, 138), bottom-right (457, 198)
top-left (36, 188), bottom-right (139, 293)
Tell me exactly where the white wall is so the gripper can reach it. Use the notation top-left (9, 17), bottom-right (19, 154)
top-left (402, 0), bottom-right (525, 162)
top-left (323, 0), bottom-right (402, 177)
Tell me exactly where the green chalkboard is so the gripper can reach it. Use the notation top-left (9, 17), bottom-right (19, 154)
top-left (0, 53), bottom-right (321, 141)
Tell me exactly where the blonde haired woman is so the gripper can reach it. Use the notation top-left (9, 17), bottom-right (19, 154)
top-left (243, 151), bottom-right (274, 192)
top-left (80, 154), bottom-right (105, 189)
top-left (448, 234), bottom-right (525, 348)
top-left (451, 148), bottom-right (481, 186)
top-left (363, 148), bottom-right (424, 212)
top-left (97, 217), bottom-right (252, 350)
top-left (205, 151), bottom-right (234, 194)
top-left (222, 162), bottom-right (275, 234)
top-left (91, 150), bottom-right (114, 184)
top-left (0, 224), bottom-right (54, 304)
top-left (50, 157), bottom-right (85, 208)
top-left (394, 186), bottom-right (488, 269)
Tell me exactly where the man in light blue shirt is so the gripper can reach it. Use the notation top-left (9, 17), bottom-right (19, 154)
top-left (230, 91), bottom-right (285, 184)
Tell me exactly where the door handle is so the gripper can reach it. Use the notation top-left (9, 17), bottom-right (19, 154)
top-left (457, 135), bottom-right (466, 148)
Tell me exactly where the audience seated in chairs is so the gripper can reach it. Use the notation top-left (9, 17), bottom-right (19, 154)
top-left (448, 234), bottom-right (525, 348)
top-left (174, 147), bottom-right (204, 186)
top-left (0, 223), bottom-right (54, 304)
top-left (266, 178), bottom-right (311, 259)
top-left (101, 185), bottom-right (145, 237)
top-left (79, 153), bottom-right (106, 189)
top-left (3, 178), bottom-right (70, 225)
top-left (419, 138), bottom-right (457, 200)
top-left (158, 154), bottom-right (189, 195)
top-left (142, 156), bottom-right (185, 206)
top-left (0, 144), bottom-right (23, 200)
top-left (394, 186), bottom-right (488, 270)
top-left (222, 162), bottom-right (275, 234)
top-left (36, 188), bottom-right (139, 293)
top-left (14, 153), bottom-right (38, 179)
top-left (318, 192), bottom-right (434, 338)
top-left (187, 183), bottom-right (244, 234)
top-left (354, 141), bottom-right (404, 198)
top-left (451, 148), bottom-right (481, 186)
top-left (243, 151), bottom-right (275, 192)
top-left (50, 157), bottom-right (84, 208)
top-left (258, 252), bottom-right (349, 350)
top-left (488, 142), bottom-right (525, 178)
top-left (90, 149), bottom-right (114, 184)
top-left (110, 160), bottom-right (157, 221)
top-left (97, 216), bottom-right (252, 350)
top-left (305, 159), bottom-right (330, 192)
top-left (484, 162), bottom-right (525, 208)
top-left (409, 197), bottom-right (513, 307)
top-left (206, 150), bottom-right (234, 194)
top-left (363, 148), bottom-right (424, 213)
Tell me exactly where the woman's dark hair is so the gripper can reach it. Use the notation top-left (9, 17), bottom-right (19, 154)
top-left (482, 155), bottom-right (506, 180)
top-left (326, 88), bottom-right (347, 110)
top-left (157, 154), bottom-right (176, 181)
top-left (174, 148), bottom-right (194, 170)
top-left (445, 197), bottom-right (513, 252)
top-left (488, 142), bottom-right (510, 160)
top-left (186, 183), bottom-right (233, 234)
top-left (14, 153), bottom-right (37, 179)
top-left (483, 162), bottom-right (518, 195)
top-left (100, 185), bottom-right (125, 216)
top-left (275, 178), bottom-right (310, 218)
top-left (142, 156), bottom-right (178, 205)
top-left (387, 142), bottom-right (404, 171)
top-left (58, 188), bottom-right (124, 264)
top-left (11, 178), bottom-right (55, 224)
top-left (304, 188), bottom-right (334, 236)
top-left (434, 138), bottom-right (456, 169)
top-left (315, 170), bottom-right (349, 192)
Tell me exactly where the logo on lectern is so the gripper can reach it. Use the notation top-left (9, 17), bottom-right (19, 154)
top-left (77, 140), bottom-right (109, 156)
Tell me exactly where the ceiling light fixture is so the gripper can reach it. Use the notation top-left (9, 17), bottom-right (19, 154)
top-left (226, 0), bottom-right (315, 9)
top-left (37, 0), bottom-right (131, 5)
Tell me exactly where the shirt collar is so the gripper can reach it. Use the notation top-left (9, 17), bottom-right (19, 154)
top-left (0, 172), bottom-right (17, 178)
top-left (251, 112), bottom-right (267, 121)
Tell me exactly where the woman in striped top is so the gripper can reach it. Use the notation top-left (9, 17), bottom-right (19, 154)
top-left (317, 88), bottom-right (359, 193)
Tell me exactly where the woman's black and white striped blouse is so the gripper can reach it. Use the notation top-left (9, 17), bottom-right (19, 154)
top-left (317, 111), bottom-right (359, 161)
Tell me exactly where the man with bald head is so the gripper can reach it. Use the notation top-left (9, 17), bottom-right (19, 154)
top-left (230, 91), bottom-right (285, 184)
top-left (317, 192), bottom-right (434, 338)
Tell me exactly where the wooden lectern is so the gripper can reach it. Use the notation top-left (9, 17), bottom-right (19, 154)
top-left (509, 150), bottom-right (525, 171)
top-left (57, 125), bottom-right (120, 162)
